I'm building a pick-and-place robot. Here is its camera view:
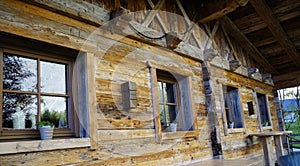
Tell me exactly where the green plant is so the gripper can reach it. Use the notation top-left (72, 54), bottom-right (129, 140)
top-left (36, 121), bottom-right (54, 127)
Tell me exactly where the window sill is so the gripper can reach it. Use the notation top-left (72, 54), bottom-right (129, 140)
top-left (228, 128), bottom-right (245, 134)
top-left (0, 138), bottom-right (91, 155)
top-left (162, 131), bottom-right (196, 140)
top-left (262, 126), bottom-right (273, 131)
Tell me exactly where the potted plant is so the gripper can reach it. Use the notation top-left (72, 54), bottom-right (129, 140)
top-left (37, 121), bottom-right (54, 140)
top-left (228, 121), bottom-right (234, 129)
top-left (262, 120), bottom-right (269, 127)
top-left (169, 121), bottom-right (178, 132)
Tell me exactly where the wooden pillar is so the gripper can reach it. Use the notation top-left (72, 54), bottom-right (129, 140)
top-left (274, 135), bottom-right (284, 164)
top-left (273, 90), bottom-right (288, 152)
top-left (202, 62), bottom-right (223, 158)
top-left (261, 136), bottom-right (274, 166)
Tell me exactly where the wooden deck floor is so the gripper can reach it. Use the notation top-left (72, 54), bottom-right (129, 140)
top-left (184, 159), bottom-right (264, 166)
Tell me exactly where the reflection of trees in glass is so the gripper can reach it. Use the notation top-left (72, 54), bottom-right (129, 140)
top-left (2, 54), bottom-right (36, 128)
top-left (41, 109), bottom-right (66, 128)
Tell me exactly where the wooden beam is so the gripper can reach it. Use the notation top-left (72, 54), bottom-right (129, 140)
top-left (250, 0), bottom-right (300, 67)
top-left (273, 70), bottom-right (300, 89)
top-left (146, 0), bottom-right (168, 33)
top-left (175, 0), bottom-right (201, 48)
top-left (142, 0), bottom-right (166, 27)
top-left (188, 0), bottom-right (249, 23)
top-left (218, 16), bottom-right (278, 74)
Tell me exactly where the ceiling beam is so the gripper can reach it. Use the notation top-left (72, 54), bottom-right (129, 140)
top-left (273, 70), bottom-right (300, 90)
top-left (249, 0), bottom-right (300, 67)
top-left (218, 16), bottom-right (278, 74)
top-left (183, 0), bottom-right (249, 23)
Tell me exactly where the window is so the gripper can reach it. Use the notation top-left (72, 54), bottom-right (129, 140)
top-left (247, 101), bottom-right (255, 116)
top-left (257, 93), bottom-right (271, 127)
top-left (0, 48), bottom-right (77, 140)
top-left (223, 86), bottom-right (243, 129)
top-left (156, 69), bottom-right (195, 133)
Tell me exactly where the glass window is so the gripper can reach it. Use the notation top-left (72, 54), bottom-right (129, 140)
top-left (223, 86), bottom-right (244, 129)
top-left (257, 93), bottom-right (271, 127)
top-left (156, 69), bottom-right (195, 133)
top-left (0, 50), bottom-right (74, 140)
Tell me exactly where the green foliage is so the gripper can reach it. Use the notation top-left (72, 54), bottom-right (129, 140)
top-left (36, 121), bottom-right (54, 127)
top-left (41, 109), bottom-right (66, 128)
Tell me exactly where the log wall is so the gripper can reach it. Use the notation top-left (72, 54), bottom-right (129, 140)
top-left (0, 0), bottom-right (280, 165)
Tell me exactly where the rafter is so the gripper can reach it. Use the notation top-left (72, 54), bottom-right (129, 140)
top-left (218, 16), bottom-right (278, 74)
top-left (273, 70), bottom-right (300, 90)
top-left (142, 0), bottom-right (165, 27)
top-left (175, 0), bottom-right (201, 48)
top-left (146, 0), bottom-right (168, 33)
top-left (250, 0), bottom-right (300, 67)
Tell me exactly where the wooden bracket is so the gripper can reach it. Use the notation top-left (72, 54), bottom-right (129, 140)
top-left (229, 60), bottom-right (242, 71)
top-left (166, 32), bottom-right (182, 49)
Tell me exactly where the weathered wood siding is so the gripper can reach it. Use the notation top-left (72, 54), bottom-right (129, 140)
top-left (209, 65), bottom-right (279, 159)
top-left (0, 0), bottom-right (211, 165)
top-left (0, 0), bottom-right (281, 165)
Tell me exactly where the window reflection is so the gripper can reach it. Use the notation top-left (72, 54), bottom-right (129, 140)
top-left (41, 96), bottom-right (67, 128)
top-left (41, 61), bottom-right (66, 94)
top-left (2, 93), bottom-right (37, 129)
top-left (3, 53), bottom-right (37, 92)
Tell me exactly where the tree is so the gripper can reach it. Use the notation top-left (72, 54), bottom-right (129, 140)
top-left (2, 54), bottom-right (36, 128)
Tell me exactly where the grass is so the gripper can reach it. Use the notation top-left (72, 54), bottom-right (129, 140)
top-left (285, 120), bottom-right (300, 149)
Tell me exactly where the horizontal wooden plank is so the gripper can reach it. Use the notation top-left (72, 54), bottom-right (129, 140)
top-left (97, 118), bottom-right (153, 129)
top-left (98, 129), bottom-right (155, 141)
top-left (0, 138), bottom-right (90, 155)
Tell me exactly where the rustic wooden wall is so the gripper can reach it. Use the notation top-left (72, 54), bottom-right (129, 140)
top-left (0, 0), bottom-right (281, 165)
top-left (208, 65), bottom-right (279, 159)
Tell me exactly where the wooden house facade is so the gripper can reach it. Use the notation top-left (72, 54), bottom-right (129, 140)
top-left (0, 0), bottom-right (298, 165)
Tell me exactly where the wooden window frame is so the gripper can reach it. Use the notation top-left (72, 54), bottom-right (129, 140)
top-left (149, 66), bottom-right (198, 143)
top-left (157, 76), bottom-right (181, 132)
top-left (218, 82), bottom-right (245, 134)
top-left (257, 93), bottom-right (273, 130)
top-left (0, 48), bottom-right (78, 140)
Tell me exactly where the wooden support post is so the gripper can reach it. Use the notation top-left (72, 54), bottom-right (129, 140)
top-left (252, 90), bottom-right (263, 132)
top-left (274, 135), bottom-right (284, 163)
top-left (217, 81), bottom-right (228, 136)
top-left (147, 62), bottom-right (162, 143)
top-left (261, 136), bottom-right (274, 166)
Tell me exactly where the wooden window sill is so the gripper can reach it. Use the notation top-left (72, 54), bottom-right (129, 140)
top-left (262, 126), bottom-right (273, 131)
top-left (0, 138), bottom-right (91, 155)
top-left (228, 128), bottom-right (245, 134)
top-left (162, 131), bottom-right (196, 140)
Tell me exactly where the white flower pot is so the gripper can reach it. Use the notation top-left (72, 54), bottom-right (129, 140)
top-left (228, 122), bottom-right (234, 129)
top-left (39, 126), bottom-right (54, 140)
top-left (170, 123), bottom-right (177, 132)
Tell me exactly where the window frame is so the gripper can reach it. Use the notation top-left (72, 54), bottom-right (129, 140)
top-left (219, 83), bottom-right (245, 134)
top-left (0, 48), bottom-right (78, 140)
top-left (157, 75), bottom-right (180, 132)
top-left (149, 66), bottom-right (198, 143)
top-left (257, 93), bottom-right (272, 129)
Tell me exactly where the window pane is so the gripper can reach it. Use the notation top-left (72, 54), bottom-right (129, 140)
top-left (159, 104), bottom-right (167, 126)
top-left (41, 61), bottom-right (66, 94)
top-left (168, 105), bottom-right (177, 123)
top-left (165, 83), bottom-right (175, 103)
top-left (258, 94), bottom-right (270, 126)
top-left (3, 53), bottom-right (37, 92)
top-left (2, 93), bottom-right (37, 129)
top-left (41, 96), bottom-right (67, 128)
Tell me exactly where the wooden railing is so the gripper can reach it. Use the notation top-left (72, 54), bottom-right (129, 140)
top-left (287, 134), bottom-right (300, 153)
